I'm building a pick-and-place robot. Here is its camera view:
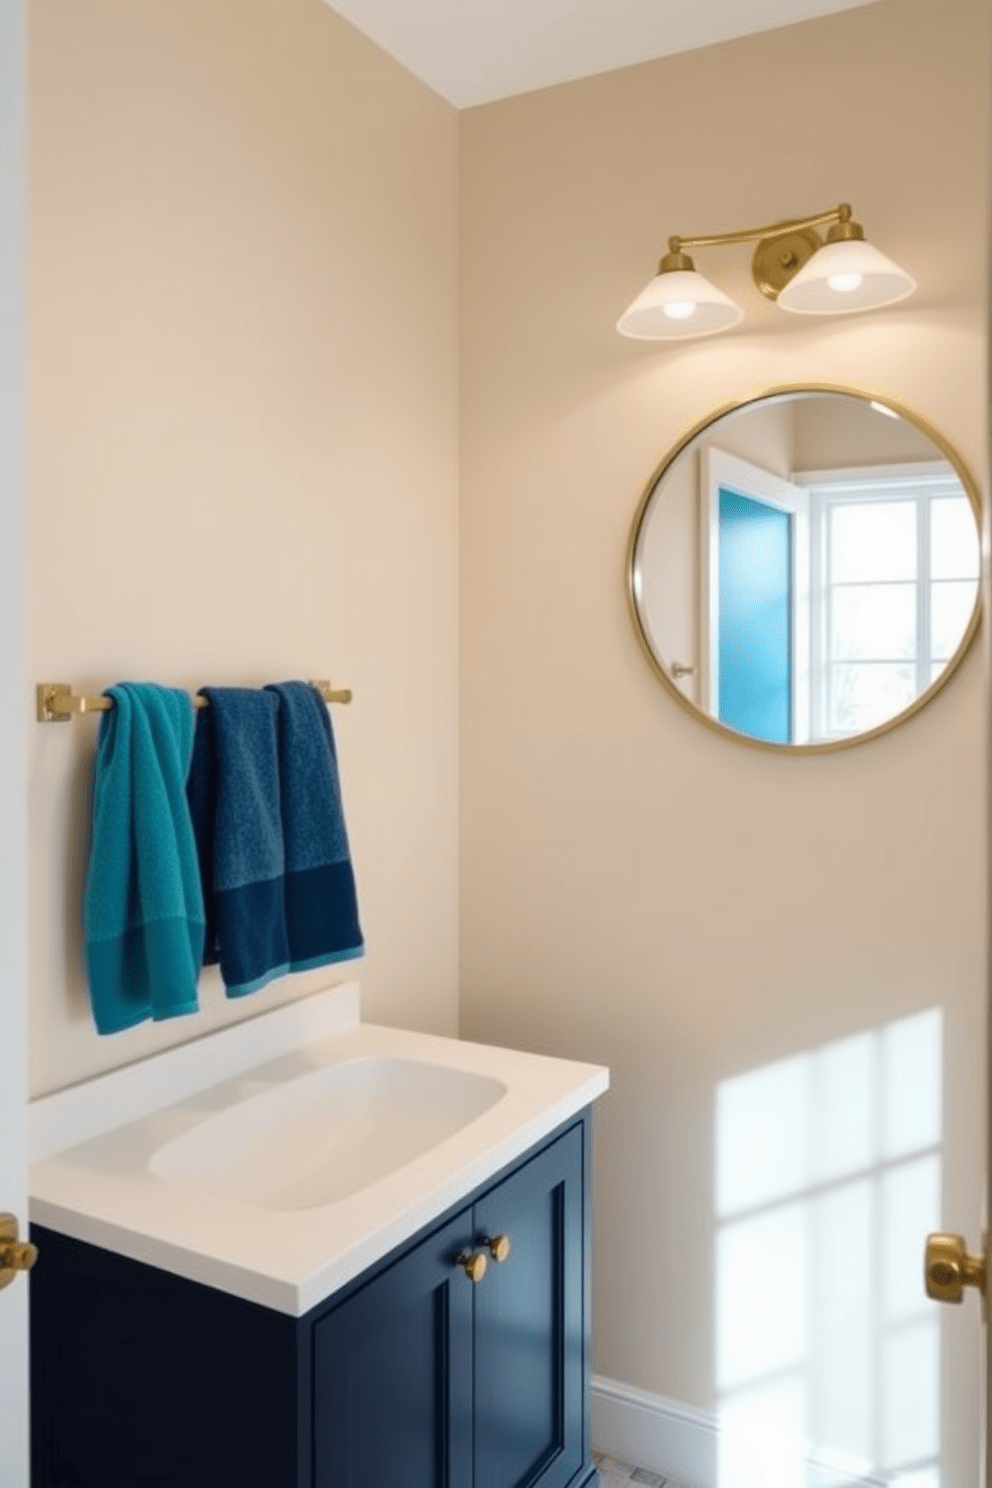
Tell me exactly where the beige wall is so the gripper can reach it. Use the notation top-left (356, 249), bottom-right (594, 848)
top-left (28, 0), bottom-right (460, 1093)
top-left (459, 0), bottom-right (990, 1474)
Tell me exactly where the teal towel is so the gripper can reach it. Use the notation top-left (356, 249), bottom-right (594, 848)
top-left (84, 683), bottom-right (205, 1035)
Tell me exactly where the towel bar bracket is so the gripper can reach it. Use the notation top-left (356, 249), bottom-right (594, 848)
top-left (37, 684), bottom-right (81, 722)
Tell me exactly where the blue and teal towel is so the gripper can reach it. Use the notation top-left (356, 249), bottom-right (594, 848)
top-left (84, 684), bottom-right (205, 1034)
top-left (186, 680), bottom-right (364, 997)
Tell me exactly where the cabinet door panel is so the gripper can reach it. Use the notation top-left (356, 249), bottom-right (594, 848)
top-left (473, 1126), bottom-right (584, 1488)
top-left (313, 1213), bottom-right (474, 1488)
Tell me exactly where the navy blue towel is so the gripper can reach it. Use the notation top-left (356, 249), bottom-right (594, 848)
top-left (186, 682), bottom-right (363, 997)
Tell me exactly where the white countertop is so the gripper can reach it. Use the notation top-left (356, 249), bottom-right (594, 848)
top-left (30, 983), bottom-right (609, 1316)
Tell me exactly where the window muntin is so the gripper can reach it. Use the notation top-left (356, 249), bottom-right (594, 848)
top-left (802, 469), bottom-right (978, 740)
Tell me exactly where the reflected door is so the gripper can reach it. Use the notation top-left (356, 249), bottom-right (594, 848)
top-left (717, 491), bottom-right (792, 743)
top-left (700, 449), bottom-right (811, 745)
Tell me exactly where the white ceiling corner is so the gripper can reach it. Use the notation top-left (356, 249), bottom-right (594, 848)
top-left (320, 0), bottom-right (886, 108)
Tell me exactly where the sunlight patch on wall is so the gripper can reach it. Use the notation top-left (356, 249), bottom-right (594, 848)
top-left (714, 1009), bottom-right (942, 1488)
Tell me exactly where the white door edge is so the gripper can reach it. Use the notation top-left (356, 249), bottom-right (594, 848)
top-left (0, 0), bottom-right (30, 1481)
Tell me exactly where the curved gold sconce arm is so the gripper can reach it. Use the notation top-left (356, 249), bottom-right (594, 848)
top-left (663, 202), bottom-right (859, 300)
top-left (668, 201), bottom-right (852, 255)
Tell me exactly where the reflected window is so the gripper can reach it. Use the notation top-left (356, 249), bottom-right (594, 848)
top-left (802, 470), bottom-right (979, 739)
top-left (715, 1010), bottom-right (943, 1487)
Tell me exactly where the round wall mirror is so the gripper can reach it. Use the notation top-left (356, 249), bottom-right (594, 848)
top-left (627, 386), bottom-right (982, 750)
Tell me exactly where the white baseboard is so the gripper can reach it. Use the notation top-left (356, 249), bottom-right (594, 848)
top-left (590, 1376), bottom-right (888, 1488)
top-left (592, 1375), bottom-right (716, 1488)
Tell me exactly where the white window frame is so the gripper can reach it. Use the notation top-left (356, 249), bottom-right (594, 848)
top-left (793, 462), bottom-right (972, 742)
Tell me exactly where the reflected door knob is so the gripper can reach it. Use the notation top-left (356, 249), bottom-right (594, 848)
top-left (0, 1214), bottom-right (38, 1292)
top-left (924, 1231), bottom-right (987, 1303)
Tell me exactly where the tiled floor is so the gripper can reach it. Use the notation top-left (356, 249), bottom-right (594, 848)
top-left (592, 1451), bottom-right (690, 1487)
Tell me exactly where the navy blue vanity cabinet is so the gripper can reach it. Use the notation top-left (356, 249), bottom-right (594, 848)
top-left (31, 1112), bottom-right (598, 1488)
top-left (314, 1119), bottom-right (595, 1488)
top-left (30, 1223), bottom-right (303, 1487)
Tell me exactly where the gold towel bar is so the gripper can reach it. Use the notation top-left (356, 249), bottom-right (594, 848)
top-left (36, 680), bottom-right (353, 723)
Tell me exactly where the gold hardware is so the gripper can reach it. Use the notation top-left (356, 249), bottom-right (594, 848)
top-left (826, 215), bottom-right (865, 244)
top-left (668, 202), bottom-right (852, 256)
top-left (661, 202), bottom-right (869, 302)
top-left (37, 683), bottom-right (79, 722)
top-left (752, 227), bottom-right (823, 301)
top-left (0, 1214), bottom-right (38, 1291)
top-left (658, 248), bottom-right (697, 275)
top-left (482, 1234), bottom-right (511, 1264)
top-left (456, 1250), bottom-right (488, 1283)
top-left (925, 1232), bottom-right (987, 1304)
top-left (37, 679), bottom-right (353, 722)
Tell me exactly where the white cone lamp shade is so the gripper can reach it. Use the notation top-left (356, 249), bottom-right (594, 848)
top-left (617, 258), bottom-right (744, 340)
top-left (776, 236), bottom-right (916, 314)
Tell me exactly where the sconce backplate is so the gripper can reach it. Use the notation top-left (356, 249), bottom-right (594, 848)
top-left (752, 227), bottom-right (822, 300)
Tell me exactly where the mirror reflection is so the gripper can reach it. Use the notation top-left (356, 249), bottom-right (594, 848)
top-left (628, 388), bottom-right (981, 749)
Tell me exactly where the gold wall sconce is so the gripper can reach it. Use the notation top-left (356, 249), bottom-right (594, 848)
top-left (617, 202), bottom-right (916, 340)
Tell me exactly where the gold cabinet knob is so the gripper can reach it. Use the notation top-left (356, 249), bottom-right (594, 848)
top-left (456, 1250), bottom-right (487, 1284)
top-left (483, 1233), bottom-right (511, 1264)
top-left (0, 1213), bottom-right (38, 1292)
top-left (925, 1231), bottom-right (987, 1304)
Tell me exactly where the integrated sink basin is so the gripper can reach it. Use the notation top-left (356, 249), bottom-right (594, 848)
top-left (29, 981), bottom-right (609, 1313)
top-left (149, 1055), bottom-right (507, 1210)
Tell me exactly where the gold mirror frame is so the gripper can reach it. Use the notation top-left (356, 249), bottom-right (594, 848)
top-left (626, 383), bottom-right (984, 753)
